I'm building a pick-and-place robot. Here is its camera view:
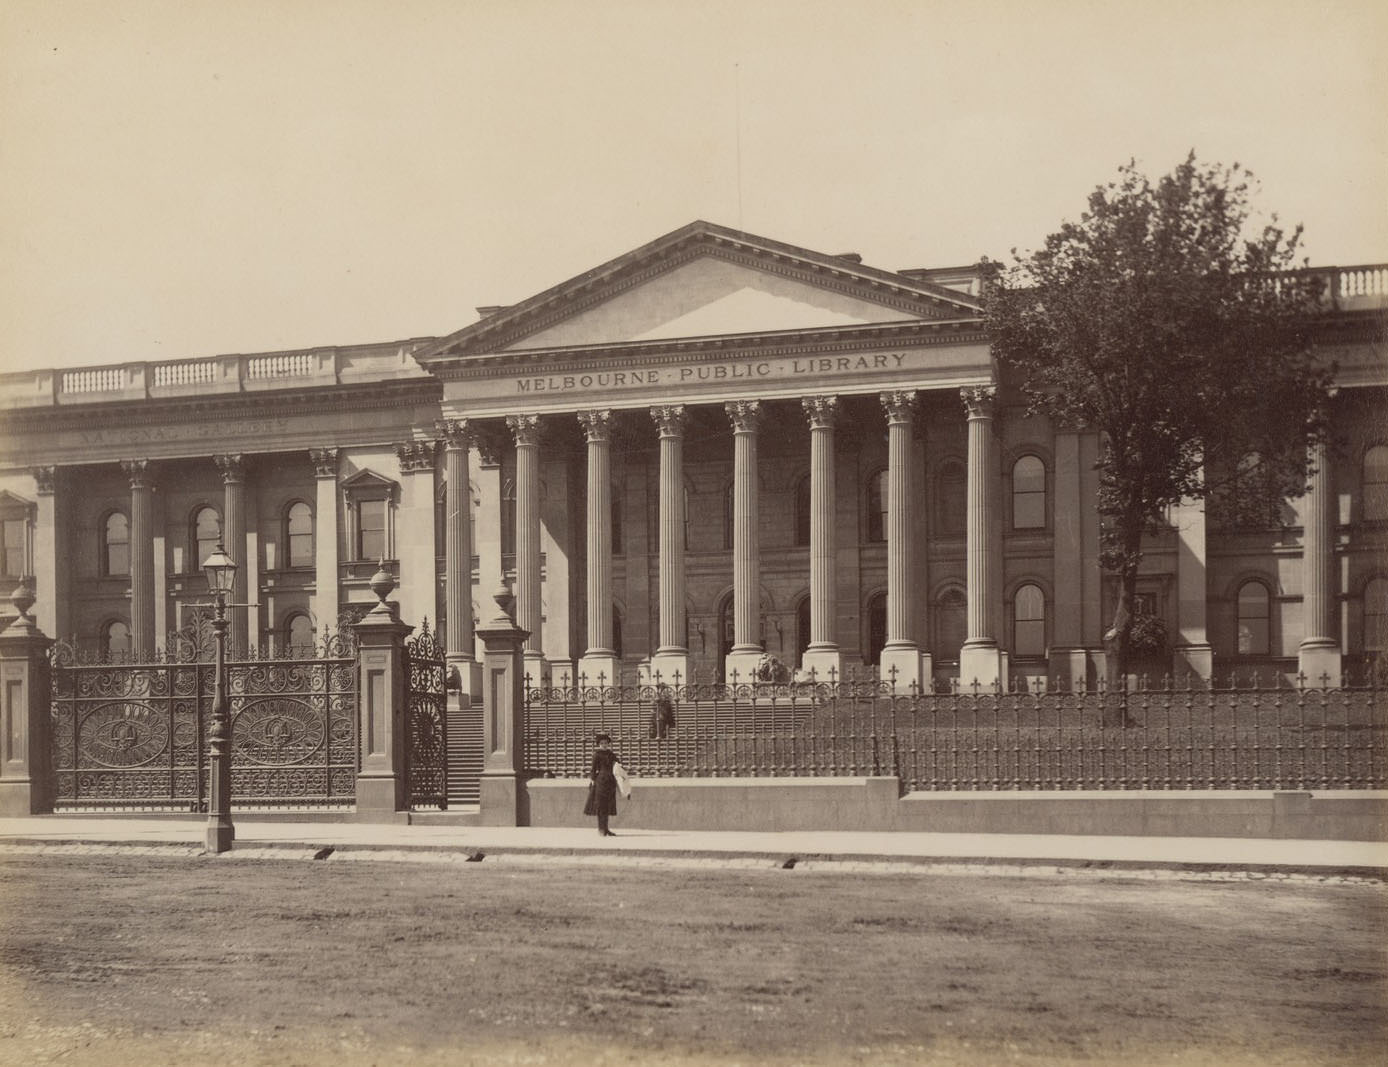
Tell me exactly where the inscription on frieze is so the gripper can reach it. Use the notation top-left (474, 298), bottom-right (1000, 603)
top-left (515, 353), bottom-right (913, 394)
top-left (77, 417), bottom-right (293, 447)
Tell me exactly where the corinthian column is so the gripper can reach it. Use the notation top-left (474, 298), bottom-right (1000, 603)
top-left (959, 386), bottom-right (1003, 688)
top-left (801, 396), bottom-right (842, 682)
top-left (506, 414), bottom-right (544, 682)
top-left (309, 448), bottom-right (339, 633)
top-left (215, 455), bottom-right (250, 652)
top-left (649, 405), bottom-right (689, 686)
top-left (878, 391), bottom-right (925, 693)
top-left (1298, 428), bottom-right (1341, 686)
top-left (577, 410), bottom-right (619, 688)
top-left (121, 459), bottom-right (155, 656)
top-left (725, 400), bottom-right (764, 684)
top-left (438, 419), bottom-right (481, 703)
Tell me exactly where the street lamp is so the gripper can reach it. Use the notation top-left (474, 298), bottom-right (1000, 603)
top-left (203, 541), bottom-right (237, 853)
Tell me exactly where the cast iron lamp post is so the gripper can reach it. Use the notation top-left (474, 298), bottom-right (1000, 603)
top-left (203, 541), bottom-right (237, 853)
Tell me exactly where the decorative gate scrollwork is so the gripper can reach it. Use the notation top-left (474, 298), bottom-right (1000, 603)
top-left (405, 619), bottom-right (448, 810)
top-left (49, 630), bottom-right (358, 810)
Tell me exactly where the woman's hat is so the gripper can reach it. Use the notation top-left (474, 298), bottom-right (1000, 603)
top-left (594, 732), bottom-right (612, 744)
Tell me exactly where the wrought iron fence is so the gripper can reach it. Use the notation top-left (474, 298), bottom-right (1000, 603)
top-left (522, 671), bottom-right (1387, 792)
top-left (49, 631), bottom-right (358, 810)
top-left (405, 619), bottom-right (448, 810)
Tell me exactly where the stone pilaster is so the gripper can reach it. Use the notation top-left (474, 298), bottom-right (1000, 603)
top-left (725, 400), bottom-right (764, 684)
top-left (800, 396), bottom-right (842, 681)
top-left (1298, 433), bottom-right (1341, 685)
top-left (309, 448), bottom-right (339, 635)
top-left (30, 467), bottom-right (68, 642)
top-left (577, 410), bottom-right (619, 688)
top-left (878, 391), bottom-right (927, 693)
top-left (506, 414), bottom-right (545, 683)
top-left (437, 419), bottom-right (481, 703)
top-left (394, 439), bottom-right (438, 636)
top-left (121, 459), bottom-right (156, 656)
top-left (959, 386), bottom-right (1003, 688)
top-left (649, 405), bottom-right (689, 686)
top-left (215, 454), bottom-right (248, 652)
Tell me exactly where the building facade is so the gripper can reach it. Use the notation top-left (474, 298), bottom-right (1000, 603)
top-left (1, 222), bottom-right (1384, 693)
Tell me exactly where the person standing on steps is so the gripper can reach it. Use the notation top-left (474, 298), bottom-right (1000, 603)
top-left (584, 733), bottom-right (620, 836)
top-left (649, 683), bottom-right (676, 739)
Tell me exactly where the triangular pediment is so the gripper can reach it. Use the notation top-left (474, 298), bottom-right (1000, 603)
top-left (419, 221), bottom-right (982, 362)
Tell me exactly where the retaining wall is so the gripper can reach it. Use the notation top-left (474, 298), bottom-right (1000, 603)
top-left (524, 777), bottom-right (1388, 841)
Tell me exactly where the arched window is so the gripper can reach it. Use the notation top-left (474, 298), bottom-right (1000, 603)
top-left (793, 475), bottom-right (811, 547)
top-left (192, 506), bottom-right (221, 570)
top-left (1237, 580), bottom-right (1271, 656)
top-left (935, 587), bottom-right (968, 662)
top-left (285, 501), bottom-right (313, 569)
top-left (1013, 583), bottom-right (1046, 658)
top-left (102, 511), bottom-right (130, 577)
top-left (866, 592), bottom-right (887, 666)
top-left (286, 612), bottom-right (315, 652)
top-left (866, 469), bottom-right (888, 543)
top-left (1364, 445), bottom-right (1388, 522)
top-left (1364, 578), bottom-right (1388, 653)
top-left (795, 596), bottom-right (812, 667)
top-left (103, 619), bottom-right (131, 658)
top-left (1012, 456), bottom-right (1046, 529)
top-left (936, 461), bottom-right (966, 538)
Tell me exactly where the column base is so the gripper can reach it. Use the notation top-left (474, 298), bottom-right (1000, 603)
top-left (1297, 642), bottom-right (1342, 687)
top-left (547, 659), bottom-right (575, 689)
top-left (1172, 643), bottom-right (1213, 684)
top-left (648, 651), bottom-right (690, 688)
top-left (958, 642), bottom-right (1004, 691)
top-left (355, 773), bottom-right (406, 815)
top-left (521, 651), bottom-right (549, 688)
top-left (0, 779), bottom-right (44, 817)
top-left (447, 655), bottom-right (482, 707)
top-left (799, 647), bottom-right (843, 685)
top-left (878, 645), bottom-right (930, 694)
top-left (1049, 648), bottom-right (1102, 690)
top-left (724, 649), bottom-right (764, 687)
top-left (577, 653), bottom-right (621, 691)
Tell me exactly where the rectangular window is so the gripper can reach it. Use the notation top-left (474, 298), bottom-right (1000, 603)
top-left (1, 519), bottom-right (26, 577)
top-left (358, 499), bottom-right (387, 561)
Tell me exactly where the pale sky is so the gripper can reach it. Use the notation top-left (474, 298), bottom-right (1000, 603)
top-left (2, 0), bottom-right (1385, 372)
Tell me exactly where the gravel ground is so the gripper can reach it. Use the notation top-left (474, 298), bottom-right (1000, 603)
top-left (1, 851), bottom-right (1384, 1066)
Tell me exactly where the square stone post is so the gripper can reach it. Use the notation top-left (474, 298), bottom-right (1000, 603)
top-left (0, 585), bottom-right (53, 816)
top-left (475, 580), bottom-right (530, 826)
top-left (354, 568), bottom-right (414, 816)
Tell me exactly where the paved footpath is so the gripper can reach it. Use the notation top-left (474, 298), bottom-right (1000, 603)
top-left (2, 816), bottom-right (1385, 880)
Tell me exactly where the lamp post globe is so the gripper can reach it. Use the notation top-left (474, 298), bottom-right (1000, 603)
top-left (204, 542), bottom-right (238, 853)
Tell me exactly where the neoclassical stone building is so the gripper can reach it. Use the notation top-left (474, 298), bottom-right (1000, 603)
top-left (1, 222), bottom-right (1384, 692)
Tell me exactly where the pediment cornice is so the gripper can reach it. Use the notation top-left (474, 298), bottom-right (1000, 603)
top-left (418, 221), bottom-right (983, 364)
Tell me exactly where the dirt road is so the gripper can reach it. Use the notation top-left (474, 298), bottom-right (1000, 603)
top-left (1, 852), bottom-right (1383, 1065)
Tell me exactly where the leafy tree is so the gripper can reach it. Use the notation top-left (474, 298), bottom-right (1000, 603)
top-left (982, 154), bottom-right (1332, 685)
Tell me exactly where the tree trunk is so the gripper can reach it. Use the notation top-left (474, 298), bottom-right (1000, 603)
top-left (1102, 555), bottom-right (1141, 725)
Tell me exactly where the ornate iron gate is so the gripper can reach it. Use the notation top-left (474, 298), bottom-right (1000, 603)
top-left (49, 634), bottom-right (358, 810)
top-left (405, 620), bottom-right (448, 809)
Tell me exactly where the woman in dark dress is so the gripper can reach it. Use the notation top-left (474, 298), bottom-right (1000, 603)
top-left (583, 733), bottom-right (619, 836)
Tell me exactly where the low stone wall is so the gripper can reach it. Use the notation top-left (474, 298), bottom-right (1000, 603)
top-left (524, 776), bottom-right (1388, 841)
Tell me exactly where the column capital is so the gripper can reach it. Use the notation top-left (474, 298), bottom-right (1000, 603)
top-left (395, 440), bottom-right (437, 473)
top-left (577, 409), bottom-right (613, 443)
top-left (121, 458), bottom-right (153, 489)
top-left (436, 417), bottom-right (475, 451)
top-left (31, 466), bottom-right (56, 495)
top-left (650, 405), bottom-right (687, 438)
top-left (506, 413), bottom-right (542, 447)
top-left (310, 447), bottom-right (339, 479)
top-left (801, 395), bottom-right (839, 430)
top-left (215, 454), bottom-right (246, 484)
top-left (961, 385), bottom-right (997, 420)
top-left (880, 390), bottom-right (918, 425)
top-left (725, 399), bottom-right (762, 433)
